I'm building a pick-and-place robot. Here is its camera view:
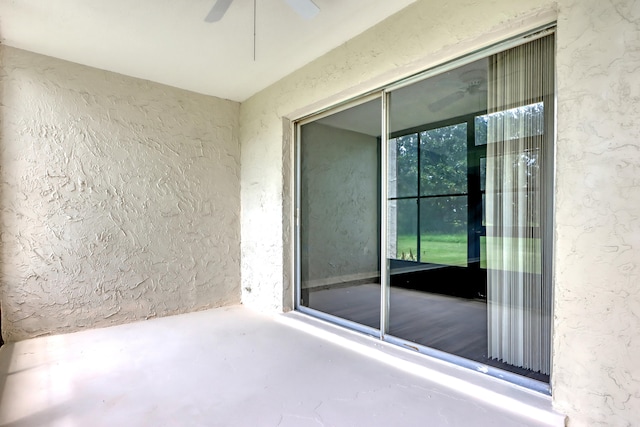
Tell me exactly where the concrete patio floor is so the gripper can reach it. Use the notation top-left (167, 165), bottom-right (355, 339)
top-left (0, 306), bottom-right (565, 426)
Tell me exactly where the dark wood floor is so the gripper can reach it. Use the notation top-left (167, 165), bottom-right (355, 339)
top-left (307, 283), bottom-right (549, 382)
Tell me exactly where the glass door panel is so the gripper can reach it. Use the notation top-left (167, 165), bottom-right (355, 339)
top-left (385, 36), bottom-right (553, 382)
top-left (298, 97), bottom-right (381, 329)
top-left (387, 57), bottom-right (497, 372)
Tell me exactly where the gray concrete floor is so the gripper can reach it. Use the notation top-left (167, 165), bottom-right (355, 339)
top-left (0, 306), bottom-right (564, 426)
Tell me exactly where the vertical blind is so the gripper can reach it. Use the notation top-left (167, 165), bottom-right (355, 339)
top-left (486, 34), bottom-right (555, 374)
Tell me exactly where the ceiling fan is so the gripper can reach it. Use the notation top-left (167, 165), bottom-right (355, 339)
top-left (205, 0), bottom-right (320, 23)
top-left (428, 70), bottom-right (487, 112)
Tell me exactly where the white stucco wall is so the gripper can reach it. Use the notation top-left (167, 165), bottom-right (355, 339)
top-left (300, 122), bottom-right (379, 288)
top-left (0, 46), bottom-right (241, 342)
top-left (240, 0), bottom-right (640, 425)
top-left (553, 0), bottom-right (640, 424)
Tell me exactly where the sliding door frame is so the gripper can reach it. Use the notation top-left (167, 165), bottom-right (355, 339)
top-left (292, 23), bottom-right (556, 395)
top-left (294, 92), bottom-right (384, 339)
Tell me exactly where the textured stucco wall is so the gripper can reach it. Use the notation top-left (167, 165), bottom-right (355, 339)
top-left (553, 0), bottom-right (640, 425)
top-left (300, 122), bottom-right (378, 287)
top-left (0, 46), bottom-right (241, 342)
top-left (240, 0), bottom-right (640, 425)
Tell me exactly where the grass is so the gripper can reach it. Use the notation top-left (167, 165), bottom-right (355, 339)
top-left (395, 234), bottom-right (541, 273)
top-left (396, 234), bottom-right (467, 266)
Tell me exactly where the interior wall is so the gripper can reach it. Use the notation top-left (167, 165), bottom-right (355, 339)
top-left (0, 46), bottom-right (241, 342)
top-left (300, 122), bottom-right (379, 288)
top-left (240, 0), bottom-right (640, 425)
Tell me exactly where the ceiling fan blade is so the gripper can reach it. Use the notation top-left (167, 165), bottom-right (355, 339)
top-left (284, 0), bottom-right (320, 20)
top-left (205, 0), bottom-right (233, 23)
top-left (428, 91), bottom-right (466, 112)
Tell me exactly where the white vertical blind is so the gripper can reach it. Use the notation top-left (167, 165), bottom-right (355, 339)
top-left (486, 34), bottom-right (554, 374)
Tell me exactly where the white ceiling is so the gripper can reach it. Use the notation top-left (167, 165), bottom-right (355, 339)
top-left (0, 0), bottom-right (417, 102)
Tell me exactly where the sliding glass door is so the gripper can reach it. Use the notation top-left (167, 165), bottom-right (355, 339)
top-left (296, 31), bottom-right (555, 389)
top-left (298, 97), bottom-right (382, 331)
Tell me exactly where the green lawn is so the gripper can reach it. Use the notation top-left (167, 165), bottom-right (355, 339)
top-left (395, 234), bottom-right (467, 266)
top-left (395, 234), bottom-right (541, 273)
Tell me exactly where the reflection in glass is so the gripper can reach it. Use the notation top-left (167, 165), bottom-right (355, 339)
top-left (297, 34), bottom-right (555, 386)
top-left (388, 134), bottom-right (418, 199)
top-left (386, 36), bottom-right (553, 383)
top-left (420, 124), bottom-right (467, 196)
top-left (475, 102), bottom-right (544, 146)
top-left (389, 199), bottom-right (418, 261)
top-left (299, 98), bottom-right (381, 329)
top-left (420, 197), bottom-right (468, 267)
